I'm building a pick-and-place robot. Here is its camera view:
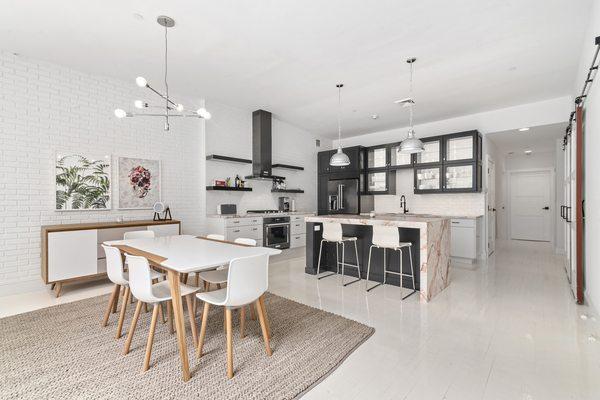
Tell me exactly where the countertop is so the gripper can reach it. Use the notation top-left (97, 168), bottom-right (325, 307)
top-left (305, 214), bottom-right (449, 226)
top-left (364, 213), bottom-right (484, 219)
top-left (207, 211), bottom-right (316, 219)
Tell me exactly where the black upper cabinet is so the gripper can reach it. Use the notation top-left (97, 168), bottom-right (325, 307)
top-left (366, 145), bottom-right (389, 169)
top-left (414, 136), bottom-right (442, 166)
top-left (442, 130), bottom-right (481, 164)
top-left (389, 142), bottom-right (413, 169)
top-left (318, 146), bottom-right (363, 174)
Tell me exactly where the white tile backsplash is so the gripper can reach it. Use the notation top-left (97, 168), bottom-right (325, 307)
top-left (373, 169), bottom-right (485, 216)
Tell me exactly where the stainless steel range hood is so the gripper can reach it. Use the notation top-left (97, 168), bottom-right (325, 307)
top-left (245, 109), bottom-right (285, 181)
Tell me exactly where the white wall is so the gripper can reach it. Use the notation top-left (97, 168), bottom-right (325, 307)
top-left (576, 1), bottom-right (600, 310)
top-left (204, 100), bottom-right (331, 215)
top-left (555, 139), bottom-right (565, 254)
top-left (0, 51), bottom-right (205, 295)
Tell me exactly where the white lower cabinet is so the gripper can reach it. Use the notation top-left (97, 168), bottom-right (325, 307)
top-left (450, 218), bottom-right (478, 261)
top-left (289, 214), bottom-right (311, 249)
top-left (207, 216), bottom-right (263, 244)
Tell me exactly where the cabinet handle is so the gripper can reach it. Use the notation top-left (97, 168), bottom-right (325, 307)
top-left (252, 228), bottom-right (258, 231)
top-left (234, 229), bottom-right (240, 233)
top-left (233, 221), bottom-right (239, 224)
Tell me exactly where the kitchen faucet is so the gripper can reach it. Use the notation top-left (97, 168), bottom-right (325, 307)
top-left (400, 195), bottom-right (409, 214)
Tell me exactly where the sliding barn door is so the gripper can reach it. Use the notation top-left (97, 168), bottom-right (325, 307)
top-left (574, 106), bottom-right (584, 304)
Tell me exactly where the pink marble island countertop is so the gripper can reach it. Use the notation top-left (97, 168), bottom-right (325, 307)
top-left (305, 213), bottom-right (451, 302)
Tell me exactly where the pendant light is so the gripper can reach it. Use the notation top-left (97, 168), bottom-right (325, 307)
top-left (330, 83), bottom-right (351, 166)
top-left (399, 58), bottom-right (424, 153)
top-left (114, 16), bottom-right (211, 131)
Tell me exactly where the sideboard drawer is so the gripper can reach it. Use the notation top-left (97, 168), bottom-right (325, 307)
top-left (48, 230), bottom-right (98, 281)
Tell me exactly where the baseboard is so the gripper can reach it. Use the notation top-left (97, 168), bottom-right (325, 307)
top-left (0, 278), bottom-right (46, 297)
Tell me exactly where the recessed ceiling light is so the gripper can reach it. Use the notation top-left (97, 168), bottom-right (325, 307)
top-left (371, 114), bottom-right (379, 120)
top-left (133, 12), bottom-right (144, 21)
top-left (524, 150), bottom-right (533, 155)
top-left (518, 127), bottom-right (530, 132)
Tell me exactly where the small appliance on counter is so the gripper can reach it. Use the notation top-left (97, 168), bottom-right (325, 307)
top-left (217, 204), bottom-right (237, 215)
top-left (278, 196), bottom-right (291, 212)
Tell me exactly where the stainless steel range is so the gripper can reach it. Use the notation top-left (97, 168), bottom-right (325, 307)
top-left (262, 215), bottom-right (290, 249)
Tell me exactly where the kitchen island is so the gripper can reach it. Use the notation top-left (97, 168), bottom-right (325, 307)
top-left (304, 214), bottom-right (451, 302)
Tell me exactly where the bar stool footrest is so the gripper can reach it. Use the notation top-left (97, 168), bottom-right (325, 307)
top-left (317, 272), bottom-right (337, 280)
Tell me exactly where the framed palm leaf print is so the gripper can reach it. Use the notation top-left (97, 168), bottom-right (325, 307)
top-left (55, 153), bottom-right (111, 210)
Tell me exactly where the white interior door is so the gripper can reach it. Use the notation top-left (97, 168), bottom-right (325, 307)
top-left (510, 170), bottom-right (552, 241)
top-left (486, 158), bottom-right (496, 255)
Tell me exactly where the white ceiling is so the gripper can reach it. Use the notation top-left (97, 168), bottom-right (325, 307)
top-left (0, 0), bottom-right (591, 138)
top-left (487, 122), bottom-right (566, 154)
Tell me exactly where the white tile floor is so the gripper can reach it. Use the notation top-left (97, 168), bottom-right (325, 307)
top-left (2, 239), bottom-right (599, 399)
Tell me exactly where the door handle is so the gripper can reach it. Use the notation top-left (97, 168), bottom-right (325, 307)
top-left (542, 206), bottom-right (550, 210)
top-left (560, 205), bottom-right (565, 219)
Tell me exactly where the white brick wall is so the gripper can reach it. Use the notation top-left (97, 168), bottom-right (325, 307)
top-left (0, 51), bottom-right (205, 294)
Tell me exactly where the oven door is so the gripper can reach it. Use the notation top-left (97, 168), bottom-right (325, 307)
top-left (264, 223), bottom-right (290, 249)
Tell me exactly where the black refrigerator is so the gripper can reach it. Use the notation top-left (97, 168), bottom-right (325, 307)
top-left (323, 178), bottom-right (359, 215)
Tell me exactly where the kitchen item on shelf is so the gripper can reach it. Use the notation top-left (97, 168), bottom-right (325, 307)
top-left (278, 196), bottom-right (291, 212)
top-left (153, 202), bottom-right (172, 221)
top-left (214, 179), bottom-right (226, 187)
top-left (225, 177), bottom-right (232, 187)
top-left (326, 178), bottom-right (359, 215)
top-left (263, 216), bottom-right (290, 249)
top-left (217, 204), bottom-right (237, 215)
top-left (272, 178), bottom-right (286, 190)
top-left (291, 199), bottom-right (296, 212)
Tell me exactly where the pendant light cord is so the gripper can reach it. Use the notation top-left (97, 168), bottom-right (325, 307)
top-left (408, 60), bottom-right (414, 133)
top-left (337, 85), bottom-right (342, 144)
top-left (164, 24), bottom-right (170, 130)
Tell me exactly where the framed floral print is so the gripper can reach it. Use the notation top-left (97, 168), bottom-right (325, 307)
top-left (117, 157), bottom-right (161, 209)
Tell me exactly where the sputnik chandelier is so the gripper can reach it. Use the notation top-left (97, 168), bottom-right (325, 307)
top-left (114, 15), bottom-right (211, 131)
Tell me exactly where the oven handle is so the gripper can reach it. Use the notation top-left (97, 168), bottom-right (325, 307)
top-left (265, 223), bottom-right (290, 227)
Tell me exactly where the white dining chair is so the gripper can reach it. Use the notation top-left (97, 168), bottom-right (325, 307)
top-left (207, 233), bottom-right (225, 241)
top-left (123, 254), bottom-right (200, 372)
top-left (124, 230), bottom-right (155, 240)
top-left (198, 237), bottom-right (256, 291)
top-left (101, 245), bottom-right (165, 339)
top-left (196, 253), bottom-right (272, 379)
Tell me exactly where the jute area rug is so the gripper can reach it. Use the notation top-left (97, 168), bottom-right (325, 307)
top-left (0, 292), bottom-right (374, 399)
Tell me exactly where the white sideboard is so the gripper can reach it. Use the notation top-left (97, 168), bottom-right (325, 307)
top-left (42, 220), bottom-right (181, 296)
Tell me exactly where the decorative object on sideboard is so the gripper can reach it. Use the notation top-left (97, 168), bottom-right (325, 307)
top-left (113, 16), bottom-right (211, 131)
top-left (329, 83), bottom-right (351, 167)
top-left (118, 157), bottom-right (161, 209)
top-left (55, 153), bottom-right (111, 210)
top-left (396, 58), bottom-right (424, 154)
top-left (153, 202), bottom-right (172, 221)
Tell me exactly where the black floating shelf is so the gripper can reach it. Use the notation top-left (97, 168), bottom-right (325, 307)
top-left (272, 163), bottom-right (304, 171)
top-left (271, 189), bottom-right (304, 193)
top-left (206, 186), bottom-right (252, 192)
top-left (206, 154), bottom-right (252, 164)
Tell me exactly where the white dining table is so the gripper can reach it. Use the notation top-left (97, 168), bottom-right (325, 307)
top-left (104, 234), bottom-right (281, 381)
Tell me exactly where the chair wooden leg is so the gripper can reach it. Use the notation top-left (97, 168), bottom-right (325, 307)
top-left (185, 295), bottom-right (198, 346)
top-left (223, 308), bottom-right (227, 333)
top-left (204, 281), bottom-right (209, 292)
top-left (143, 304), bottom-right (160, 372)
top-left (144, 301), bottom-right (149, 313)
top-left (116, 287), bottom-right (131, 339)
top-left (112, 286), bottom-right (120, 313)
top-left (196, 302), bottom-right (210, 358)
top-left (102, 284), bottom-right (120, 327)
top-left (195, 273), bottom-right (199, 287)
top-left (240, 306), bottom-right (246, 338)
top-left (167, 300), bottom-right (174, 334)
top-left (258, 295), bottom-right (271, 339)
top-left (158, 302), bottom-right (166, 324)
top-left (256, 299), bottom-right (272, 356)
top-left (249, 303), bottom-right (256, 320)
top-left (123, 300), bottom-right (143, 355)
top-left (226, 308), bottom-right (234, 379)
top-left (217, 283), bottom-right (222, 290)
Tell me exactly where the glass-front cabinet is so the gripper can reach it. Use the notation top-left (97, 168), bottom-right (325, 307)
top-left (414, 167), bottom-right (441, 192)
top-left (389, 143), bottom-right (413, 168)
top-left (414, 137), bottom-right (441, 165)
top-left (443, 163), bottom-right (481, 192)
top-left (367, 145), bottom-right (389, 169)
top-left (443, 131), bottom-right (480, 162)
top-left (364, 170), bottom-right (396, 194)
